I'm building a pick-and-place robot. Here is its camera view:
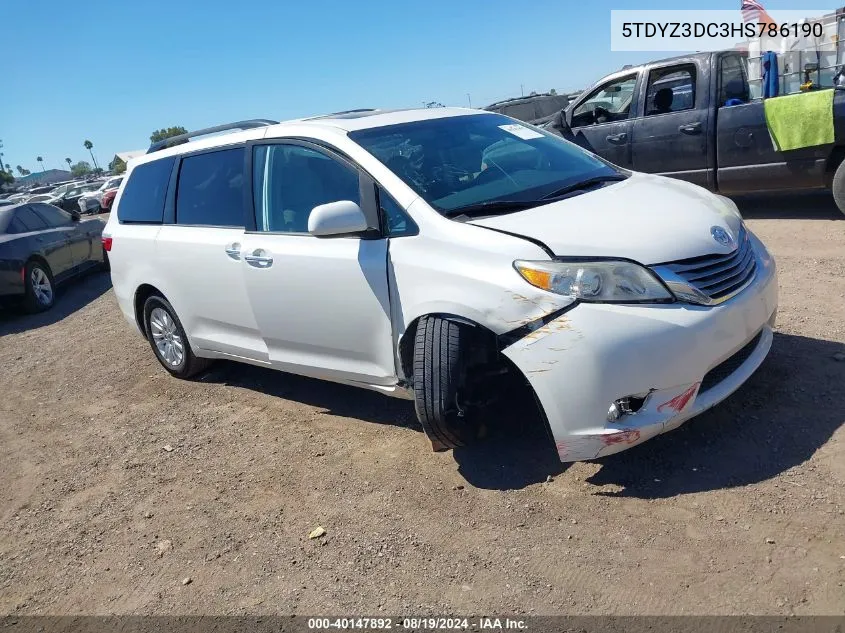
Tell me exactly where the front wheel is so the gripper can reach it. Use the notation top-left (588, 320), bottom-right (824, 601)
top-left (412, 315), bottom-right (477, 450)
top-left (831, 158), bottom-right (845, 215)
top-left (143, 295), bottom-right (211, 378)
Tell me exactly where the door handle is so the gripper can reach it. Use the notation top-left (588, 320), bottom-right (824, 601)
top-left (679, 122), bottom-right (702, 134)
top-left (224, 242), bottom-right (241, 260)
top-left (244, 249), bottom-right (273, 268)
top-left (606, 132), bottom-right (627, 144)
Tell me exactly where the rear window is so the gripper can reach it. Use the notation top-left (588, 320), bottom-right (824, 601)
top-left (117, 156), bottom-right (175, 224)
top-left (175, 148), bottom-right (244, 227)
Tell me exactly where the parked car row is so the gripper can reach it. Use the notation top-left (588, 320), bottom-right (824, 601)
top-left (0, 174), bottom-right (123, 215)
top-left (78, 176), bottom-right (123, 214)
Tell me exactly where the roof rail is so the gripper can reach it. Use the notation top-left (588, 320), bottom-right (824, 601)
top-left (146, 119), bottom-right (279, 154)
top-left (303, 108), bottom-right (379, 120)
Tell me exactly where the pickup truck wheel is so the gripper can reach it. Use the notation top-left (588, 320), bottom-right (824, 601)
top-left (413, 316), bottom-right (477, 450)
top-left (143, 295), bottom-right (212, 379)
top-left (832, 159), bottom-right (845, 215)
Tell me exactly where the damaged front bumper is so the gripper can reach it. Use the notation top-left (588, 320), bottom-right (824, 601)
top-left (501, 235), bottom-right (778, 462)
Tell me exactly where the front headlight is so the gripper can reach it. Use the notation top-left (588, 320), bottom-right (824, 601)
top-left (514, 260), bottom-right (673, 303)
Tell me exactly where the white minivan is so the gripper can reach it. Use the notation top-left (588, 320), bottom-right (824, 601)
top-left (104, 108), bottom-right (778, 462)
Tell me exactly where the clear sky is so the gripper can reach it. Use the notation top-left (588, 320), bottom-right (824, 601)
top-left (1, 0), bottom-right (816, 173)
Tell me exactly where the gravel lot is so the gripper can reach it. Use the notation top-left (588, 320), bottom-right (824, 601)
top-left (0, 194), bottom-right (843, 616)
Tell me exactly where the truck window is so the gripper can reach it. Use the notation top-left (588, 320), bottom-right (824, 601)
top-left (645, 65), bottom-right (696, 116)
top-left (571, 75), bottom-right (637, 127)
top-left (719, 54), bottom-right (750, 106)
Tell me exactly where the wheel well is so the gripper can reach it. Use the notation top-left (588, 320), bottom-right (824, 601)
top-left (400, 313), bottom-right (552, 442)
top-left (26, 255), bottom-right (51, 276)
top-left (398, 314), bottom-right (501, 384)
top-left (824, 146), bottom-right (845, 186)
top-left (134, 284), bottom-right (164, 338)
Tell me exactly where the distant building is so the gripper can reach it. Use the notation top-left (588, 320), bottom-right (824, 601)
top-left (15, 169), bottom-right (72, 187)
top-left (111, 150), bottom-right (146, 169)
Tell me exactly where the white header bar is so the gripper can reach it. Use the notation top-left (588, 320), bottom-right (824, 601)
top-left (610, 9), bottom-right (835, 52)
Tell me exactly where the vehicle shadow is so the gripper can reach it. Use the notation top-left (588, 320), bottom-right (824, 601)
top-left (732, 190), bottom-right (843, 220)
top-left (201, 359), bottom-right (563, 490)
top-left (451, 384), bottom-right (568, 491)
top-left (197, 332), bottom-right (843, 496)
top-left (0, 270), bottom-right (111, 337)
top-left (586, 332), bottom-right (845, 498)
top-left (199, 361), bottom-right (420, 429)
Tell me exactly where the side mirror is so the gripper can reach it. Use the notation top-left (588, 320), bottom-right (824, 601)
top-left (308, 200), bottom-right (369, 237)
top-left (551, 109), bottom-right (572, 138)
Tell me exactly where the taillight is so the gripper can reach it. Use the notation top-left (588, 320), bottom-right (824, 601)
top-left (102, 236), bottom-right (113, 252)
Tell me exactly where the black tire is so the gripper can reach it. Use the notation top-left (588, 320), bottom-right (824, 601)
top-left (23, 260), bottom-right (55, 313)
top-left (143, 295), bottom-right (211, 378)
top-left (832, 159), bottom-right (845, 215)
top-left (412, 315), bottom-right (475, 450)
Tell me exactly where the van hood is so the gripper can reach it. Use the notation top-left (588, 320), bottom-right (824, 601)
top-left (468, 173), bottom-right (743, 265)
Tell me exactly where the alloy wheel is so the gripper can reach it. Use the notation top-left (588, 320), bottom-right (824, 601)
top-left (30, 267), bottom-right (53, 306)
top-left (149, 307), bottom-right (184, 367)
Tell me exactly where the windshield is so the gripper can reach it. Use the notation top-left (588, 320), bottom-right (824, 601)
top-left (349, 113), bottom-right (619, 214)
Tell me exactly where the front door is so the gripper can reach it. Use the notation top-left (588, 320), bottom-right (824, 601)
top-left (569, 73), bottom-right (638, 169)
top-left (630, 62), bottom-right (711, 187)
top-left (240, 141), bottom-right (396, 386)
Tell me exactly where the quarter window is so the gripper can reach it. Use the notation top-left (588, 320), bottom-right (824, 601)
top-left (378, 188), bottom-right (416, 236)
top-left (176, 148), bottom-right (245, 227)
top-left (645, 65), bottom-right (696, 115)
top-left (118, 156), bottom-right (175, 224)
top-left (252, 144), bottom-right (360, 233)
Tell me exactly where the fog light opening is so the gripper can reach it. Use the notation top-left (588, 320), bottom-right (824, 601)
top-left (607, 393), bottom-right (650, 422)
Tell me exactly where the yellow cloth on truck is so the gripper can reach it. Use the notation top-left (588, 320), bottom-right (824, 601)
top-left (764, 89), bottom-right (835, 152)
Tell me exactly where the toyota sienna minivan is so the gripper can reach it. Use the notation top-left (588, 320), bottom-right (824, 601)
top-left (104, 108), bottom-right (777, 462)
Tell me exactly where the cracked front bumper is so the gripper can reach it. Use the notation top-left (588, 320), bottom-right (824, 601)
top-left (501, 233), bottom-right (778, 462)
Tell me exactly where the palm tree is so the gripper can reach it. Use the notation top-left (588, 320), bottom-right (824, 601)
top-left (83, 140), bottom-right (99, 171)
top-left (16, 165), bottom-right (23, 176)
top-left (65, 157), bottom-right (72, 171)
top-left (4, 164), bottom-right (10, 174)
top-left (36, 156), bottom-right (45, 172)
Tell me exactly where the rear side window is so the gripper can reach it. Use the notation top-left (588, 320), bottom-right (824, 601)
top-left (32, 204), bottom-right (72, 227)
top-left (176, 148), bottom-right (245, 227)
top-left (9, 207), bottom-right (49, 233)
top-left (117, 156), bottom-right (175, 223)
top-left (645, 65), bottom-right (696, 115)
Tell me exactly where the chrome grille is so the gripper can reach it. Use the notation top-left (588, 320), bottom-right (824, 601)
top-left (655, 227), bottom-right (757, 305)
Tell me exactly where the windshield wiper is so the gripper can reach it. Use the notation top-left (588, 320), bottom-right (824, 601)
top-left (541, 174), bottom-right (627, 200)
top-left (443, 199), bottom-right (543, 218)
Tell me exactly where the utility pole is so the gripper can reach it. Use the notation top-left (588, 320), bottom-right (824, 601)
top-left (521, 84), bottom-right (524, 97)
top-left (466, 93), bottom-right (472, 108)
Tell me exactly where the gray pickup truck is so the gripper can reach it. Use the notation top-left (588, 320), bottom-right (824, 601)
top-left (546, 51), bottom-right (845, 214)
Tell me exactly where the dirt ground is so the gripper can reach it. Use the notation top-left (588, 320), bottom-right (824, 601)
top-left (1, 193), bottom-right (843, 616)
